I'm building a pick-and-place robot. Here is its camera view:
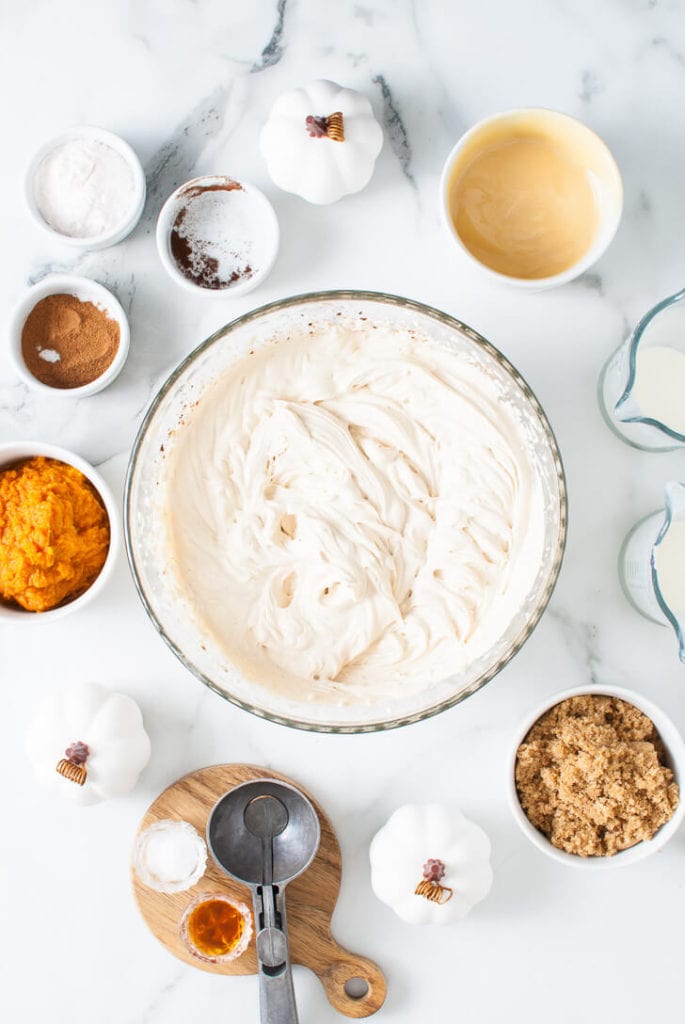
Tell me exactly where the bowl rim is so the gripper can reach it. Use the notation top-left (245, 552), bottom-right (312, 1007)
top-left (25, 124), bottom-right (146, 250)
top-left (7, 273), bottom-right (130, 397)
top-left (508, 684), bottom-right (685, 867)
top-left (124, 289), bottom-right (568, 732)
top-left (0, 441), bottom-right (120, 621)
top-left (439, 106), bottom-right (624, 290)
top-left (155, 174), bottom-right (279, 297)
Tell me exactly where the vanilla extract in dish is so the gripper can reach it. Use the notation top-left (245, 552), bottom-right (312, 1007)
top-left (170, 181), bottom-right (254, 290)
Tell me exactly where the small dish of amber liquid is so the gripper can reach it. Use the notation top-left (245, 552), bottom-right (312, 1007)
top-left (179, 893), bottom-right (252, 964)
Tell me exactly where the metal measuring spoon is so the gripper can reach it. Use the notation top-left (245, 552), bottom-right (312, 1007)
top-left (207, 779), bottom-right (321, 1024)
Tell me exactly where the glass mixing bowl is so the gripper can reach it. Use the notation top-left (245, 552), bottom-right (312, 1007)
top-left (125, 291), bottom-right (567, 732)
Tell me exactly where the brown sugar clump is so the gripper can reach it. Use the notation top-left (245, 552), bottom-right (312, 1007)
top-left (515, 695), bottom-right (679, 857)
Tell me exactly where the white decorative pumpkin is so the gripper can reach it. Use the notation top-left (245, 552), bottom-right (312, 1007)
top-left (260, 79), bottom-right (383, 204)
top-left (369, 804), bottom-right (493, 925)
top-left (25, 682), bottom-right (151, 806)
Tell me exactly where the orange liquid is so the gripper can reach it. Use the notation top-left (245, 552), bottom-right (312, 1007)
top-left (449, 136), bottom-right (597, 279)
top-left (187, 899), bottom-right (245, 958)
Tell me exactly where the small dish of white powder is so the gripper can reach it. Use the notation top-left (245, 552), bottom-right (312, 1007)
top-left (26, 125), bottom-right (146, 249)
top-left (133, 819), bottom-right (208, 894)
top-left (156, 175), bottom-right (279, 297)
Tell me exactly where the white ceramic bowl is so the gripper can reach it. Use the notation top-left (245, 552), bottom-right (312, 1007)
top-left (0, 441), bottom-right (120, 623)
top-left (440, 108), bottom-right (623, 290)
top-left (156, 175), bottom-right (279, 297)
top-left (508, 685), bottom-right (685, 868)
top-left (26, 125), bottom-right (146, 250)
top-left (8, 274), bottom-right (130, 397)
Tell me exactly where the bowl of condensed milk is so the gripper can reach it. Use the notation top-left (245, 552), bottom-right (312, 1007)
top-left (440, 108), bottom-right (622, 289)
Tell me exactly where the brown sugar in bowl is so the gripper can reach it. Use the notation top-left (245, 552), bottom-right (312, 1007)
top-left (9, 274), bottom-right (130, 397)
top-left (0, 441), bottom-right (121, 623)
top-left (507, 685), bottom-right (685, 869)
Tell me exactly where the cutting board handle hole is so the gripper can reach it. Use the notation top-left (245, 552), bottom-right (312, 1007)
top-left (344, 977), bottom-right (370, 1000)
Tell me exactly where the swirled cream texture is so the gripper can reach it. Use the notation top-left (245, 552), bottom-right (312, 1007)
top-left (168, 326), bottom-right (545, 703)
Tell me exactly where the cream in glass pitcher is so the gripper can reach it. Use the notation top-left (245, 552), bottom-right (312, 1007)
top-left (600, 288), bottom-right (685, 450)
top-left (620, 481), bottom-right (685, 662)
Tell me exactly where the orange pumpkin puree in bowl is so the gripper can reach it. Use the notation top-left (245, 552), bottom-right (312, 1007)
top-left (0, 456), bottom-right (110, 612)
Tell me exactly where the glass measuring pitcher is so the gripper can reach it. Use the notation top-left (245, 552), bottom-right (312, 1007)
top-left (620, 481), bottom-right (685, 662)
top-left (599, 287), bottom-right (685, 450)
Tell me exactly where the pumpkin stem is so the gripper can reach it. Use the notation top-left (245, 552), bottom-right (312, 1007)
top-left (305, 111), bottom-right (345, 142)
top-left (56, 740), bottom-right (89, 786)
top-left (415, 879), bottom-right (454, 904)
top-left (415, 858), bottom-right (453, 904)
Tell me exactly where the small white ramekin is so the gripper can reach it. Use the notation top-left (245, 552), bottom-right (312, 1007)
top-left (440, 108), bottom-right (623, 290)
top-left (508, 685), bottom-right (685, 868)
top-left (156, 175), bottom-right (279, 298)
top-left (26, 125), bottom-right (146, 250)
top-left (0, 441), bottom-right (120, 623)
top-left (8, 274), bottom-right (130, 398)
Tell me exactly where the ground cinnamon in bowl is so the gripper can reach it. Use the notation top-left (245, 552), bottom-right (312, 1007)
top-left (21, 293), bottom-right (120, 389)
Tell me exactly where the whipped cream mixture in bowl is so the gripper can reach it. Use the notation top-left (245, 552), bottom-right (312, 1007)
top-left (125, 292), bottom-right (566, 731)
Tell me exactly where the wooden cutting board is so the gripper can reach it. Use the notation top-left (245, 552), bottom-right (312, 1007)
top-left (131, 763), bottom-right (386, 1018)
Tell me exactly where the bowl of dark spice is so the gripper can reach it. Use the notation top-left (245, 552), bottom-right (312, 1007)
top-left (156, 175), bottom-right (279, 296)
top-left (509, 686), bottom-right (685, 868)
top-left (9, 274), bottom-right (129, 396)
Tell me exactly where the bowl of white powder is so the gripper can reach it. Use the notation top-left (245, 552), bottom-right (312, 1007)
top-left (156, 175), bottom-right (279, 296)
top-left (125, 291), bottom-right (567, 732)
top-left (26, 125), bottom-right (146, 249)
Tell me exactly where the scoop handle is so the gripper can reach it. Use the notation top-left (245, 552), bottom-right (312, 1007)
top-left (258, 956), bottom-right (298, 1024)
top-left (253, 885), bottom-right (299, 1024)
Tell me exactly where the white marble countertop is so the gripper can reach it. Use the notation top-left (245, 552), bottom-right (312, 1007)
top-left (2, 1), bottom-right (685, 1021)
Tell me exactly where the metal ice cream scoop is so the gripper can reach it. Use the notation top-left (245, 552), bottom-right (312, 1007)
top-left (207, 779), bottom-right (321, 1024)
